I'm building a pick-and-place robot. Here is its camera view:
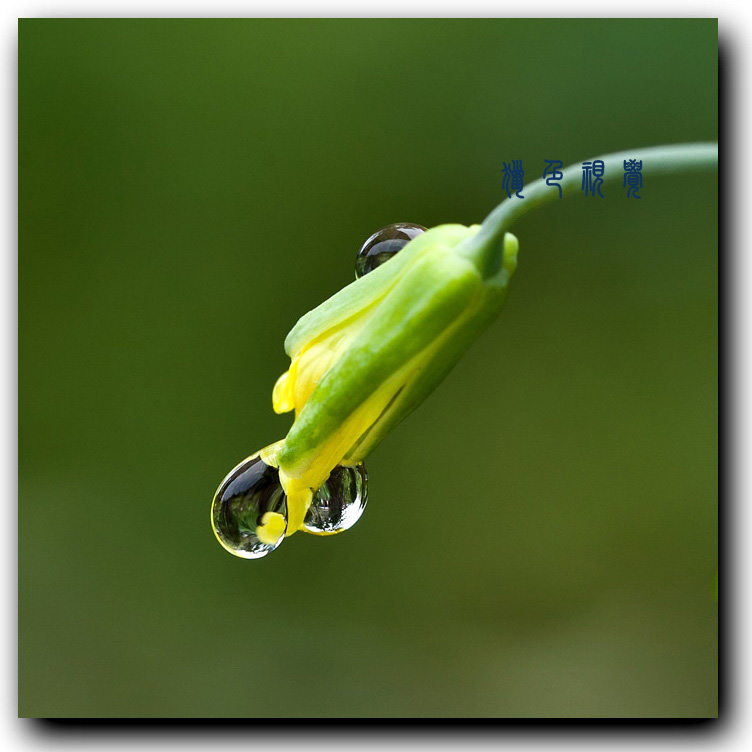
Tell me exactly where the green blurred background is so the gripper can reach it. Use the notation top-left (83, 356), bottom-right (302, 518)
top-left (19, 19), bottom-right (717, 718)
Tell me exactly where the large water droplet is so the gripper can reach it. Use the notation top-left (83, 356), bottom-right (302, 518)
top-left (355, 223), bottom-right (426, 278)
top-left (211, 455), bottom-right (288, 559)
top-left (304, 462), bottom-right (368, 535)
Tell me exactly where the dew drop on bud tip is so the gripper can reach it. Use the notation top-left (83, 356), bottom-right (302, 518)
top-left (211, 454), bottom-right (288, 559)
top-left (304, 462), bottom-right (368, 535)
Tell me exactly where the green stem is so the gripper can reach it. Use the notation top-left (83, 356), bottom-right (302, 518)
top-left (460, 142), bottom-right (718, 278)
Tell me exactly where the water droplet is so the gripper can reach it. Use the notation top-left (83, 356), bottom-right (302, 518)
top-left (355, 223), bottom-right (426, 278)
top-left (304, 462), bottom-right (368, 535)
top-left (211, 454), bottom-right (288, 559)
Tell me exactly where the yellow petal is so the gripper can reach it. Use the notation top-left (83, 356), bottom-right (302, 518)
top-left (275, 309), bottom-right (375, 418)
top-left (272, 370), bottom-right (295, 414)
top-left (256, 511), bottom-right (287, 545)
top-left (277, 472), bottom-right (313, 536)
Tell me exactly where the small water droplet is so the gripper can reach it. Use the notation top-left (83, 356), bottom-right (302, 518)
top-left (211, 455), bottom-right (287, 559)
top-left (355, 223), bottom-right (426, 278)
top-left (304, 462), bottom-right (368, 534)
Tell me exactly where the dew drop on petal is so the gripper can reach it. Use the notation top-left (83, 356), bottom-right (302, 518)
top-left (355, 223), bottom-right (426, 278)
top-left (211, 455), bottom-right (288, 559)
top-left (304, 462), bottom-right (368, 534)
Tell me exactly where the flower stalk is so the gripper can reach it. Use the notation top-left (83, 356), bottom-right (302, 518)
top-left (460, 142), bottom-right (719, 279)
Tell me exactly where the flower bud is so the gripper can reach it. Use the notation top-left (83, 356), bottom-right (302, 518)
top-left (272, 224), bottom-right (519, 533)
